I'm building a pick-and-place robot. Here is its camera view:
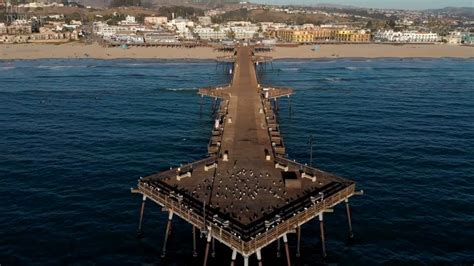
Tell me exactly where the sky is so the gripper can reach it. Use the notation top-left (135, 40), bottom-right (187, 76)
top-left (250, 0), bottom-right (473, 10)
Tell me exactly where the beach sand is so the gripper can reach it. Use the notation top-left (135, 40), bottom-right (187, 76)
top-left (0, 42), bottom-right (472, 60)
top-left (268, 44), bottom-right (473, 59)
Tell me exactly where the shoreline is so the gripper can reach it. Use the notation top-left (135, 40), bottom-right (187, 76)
top-left (2, 57), bottom-right (473, 63)
top-left (1, 42), bottom-right (473, 60)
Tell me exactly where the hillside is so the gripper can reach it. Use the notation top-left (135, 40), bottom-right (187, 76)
top-left (426, 7), bottom-right (474, 19)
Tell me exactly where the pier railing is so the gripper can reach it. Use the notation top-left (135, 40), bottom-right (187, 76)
top-left (198, 86), bottom-right (231, 99)
top-left (260, 85), bottom-right (294, 99)
top-left (144, 156), bottom-right (218, 181)
top-left (274, 156), bottom-right (355, 185)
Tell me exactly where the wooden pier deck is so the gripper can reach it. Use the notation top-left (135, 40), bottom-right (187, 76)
top-left (132, 46), bottom-right (359, 264)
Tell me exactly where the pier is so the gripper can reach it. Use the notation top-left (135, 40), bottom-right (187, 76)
top-left (132, 46), bottom-right (361, 265)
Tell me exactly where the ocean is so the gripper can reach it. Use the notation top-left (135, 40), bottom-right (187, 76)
top-left (0, 58), bottom-right (473, 265)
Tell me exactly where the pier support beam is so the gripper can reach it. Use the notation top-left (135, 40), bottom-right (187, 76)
top-left (283, 234), bottom-right (291, 266)
top-left (277, 238), bottom-right (281, 258)
top-left (230, 250), bottom-right (237, 266)
top-left (319, 213), bottom-right (327, 258)
top-left (345, 199), bottom-right (354, 239)
top-left (193, 226), bottom-right (198, 257)
top-left (243, 255), bottom-right (249, 266)
top-left (296, 226), bottom-right (301, 258)
top-left (211, 237), bottom-right (216, 258)
top-left (136, 195), bottom-right (146, 236)
top-left (257, 249), bottom-right (263, 266)
top-left (161, 211), bottom-right (173, 258)
top-left (203, 232), bottom-right (212, 266)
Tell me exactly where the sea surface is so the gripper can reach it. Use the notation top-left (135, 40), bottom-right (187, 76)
top-left (0, 58), bottom-right (473, 265)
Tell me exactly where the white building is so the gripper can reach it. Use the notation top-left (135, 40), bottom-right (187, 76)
top-left (144, 17), bottom-right (168, 25)
top-left (109, 34), bottom-right (144, 44)
top-left (194, 26), bottom-right (228, 40)
top-left (445, 32), bottom-right (463, 44)
top-left (0, 23), bottom-right (6, 35)
top-left (231, 25), bottom-right (259, 40)
top-left (93, 22), bottom-right (145, 37)
top-left (144, 32), bottom-right (179, 44)
top-left (167, 18), bottom-right (195, 40)
top-left (168, 18), bottom-right (194, 32)
top-left (374, 30), bottom-right (439, 43)
top-left (118, 15), bottom-right (138, 26)
top-left (198, 16), bottom-right (212, 26)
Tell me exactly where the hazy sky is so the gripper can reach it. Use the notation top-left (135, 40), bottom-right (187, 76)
top-left (250, 0), bottom-right (473, 10)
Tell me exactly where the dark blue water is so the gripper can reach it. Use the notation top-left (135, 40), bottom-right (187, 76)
top-left (0, 58), bottom-right (473, 265)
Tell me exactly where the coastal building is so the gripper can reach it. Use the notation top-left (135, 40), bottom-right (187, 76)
top-left (109, 34), bottom-right (144, 44)
top-left (0, 23), bottom-right (6, 35)
top-left (144, 32), bottom-right (179, 44)
top-left (93, 22), bottom-right (145, 38)
top-left (335, 30), bottom-right (371, 42)
top-left (277, 28), bottom-right (369, 43)
top-left (29, 31), bottom-right (79, 42)
top-left (167, 18), bottom-right (195, 40)
top-left (278, 29), bottom-right (315, 43)
top-left (374, 30), bottom-right (439, 43)
top-left (312, 28), bottom-right (338, 41)
top-left (198, 16), bottom-right (213, 26)
top-left (445, 32), bottom-right (463, 44)
top-left (144, 17), bottom-right (168, 25)
top-left (0, 30), bottom-right (78, 44)
top-left (6, 23), bottom-right (32, 35)
top-left (168, 18), bottom-right (194, 32)
top-left (231, 25), bottom-right (258, 40)
top-left (0, 35), bottom-right (28, 43)
top-left (94, 23), bottom-right (130, 37)
top-left (119, 15), bottom-right (139, 26)
top-left (462, 33), bottom-right (474, 45)
top-left (194, 26), bottom-right (228, 40)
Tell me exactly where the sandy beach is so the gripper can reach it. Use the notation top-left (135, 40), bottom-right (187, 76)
top-left (0, 42), bottom-right (472, 60)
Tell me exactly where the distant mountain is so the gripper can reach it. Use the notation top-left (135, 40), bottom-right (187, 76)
top-left (425, 7), bottom-right (474, 18)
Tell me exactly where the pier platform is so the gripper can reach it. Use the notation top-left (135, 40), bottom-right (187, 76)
top-left (132, 46), bottom-right (359, 265)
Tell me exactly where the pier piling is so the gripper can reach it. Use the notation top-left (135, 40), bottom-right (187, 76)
top-left (230, 249), bottom-right (237, 266)
top-left (160, 211), bottom-right (173, 258)
top-left (192, 226), bottom-right (198, 257)
top-left (319, 213), bottom-right (327, 258)
top-left (277, 238), bottom-right (281, 258)
top-left (296, 226), bottom-right (301, 258)
top-left (136, 195), bottom-right (146, 236)
top-left (257, 249), bottom-right (263, 266)
top-left (243, 255), bottom-right (249, 266)
top-left (203, 232), bottom-right (212, 266)
top-left (283, 234), bottom-right (291, 266)
top-left (345, 199), bottom-right (355, 239)
top-left (211, 237), bottom-right (216, 258)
